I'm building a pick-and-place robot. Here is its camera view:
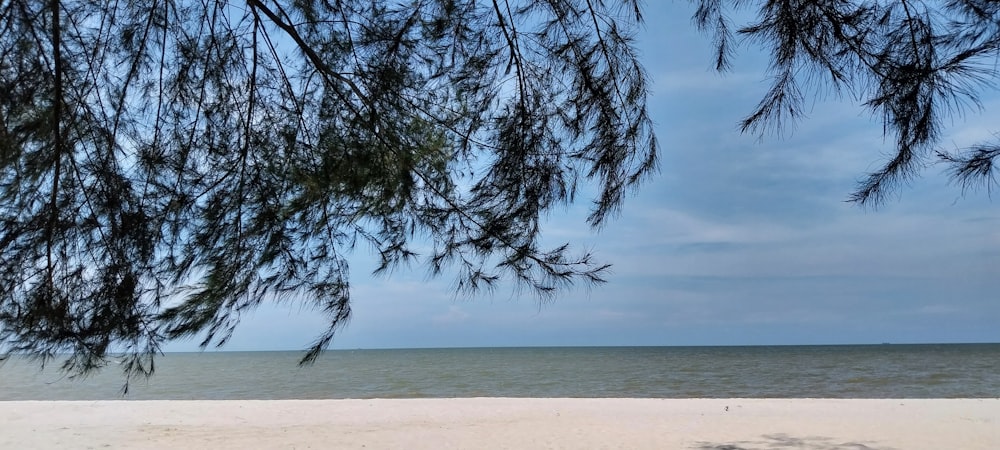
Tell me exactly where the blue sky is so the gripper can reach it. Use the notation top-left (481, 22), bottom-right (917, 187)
top-left (166, 2), bottom-right (999, 352)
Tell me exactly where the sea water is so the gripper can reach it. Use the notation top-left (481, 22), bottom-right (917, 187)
top-left (1, 344), bottom-right (998, 400)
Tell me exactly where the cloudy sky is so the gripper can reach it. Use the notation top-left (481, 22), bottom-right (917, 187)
top-left (167, 2), bottom-right (999, 352)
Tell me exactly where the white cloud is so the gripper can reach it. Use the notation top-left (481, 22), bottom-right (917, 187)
top-left (432, 306), bottom-right (472, 325)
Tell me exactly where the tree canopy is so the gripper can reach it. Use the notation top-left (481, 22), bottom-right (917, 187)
top-left (0, 0), bottom-right (654, 382)
top-left (2, 0), bottom-right (999, 384)
top-left (694, 0), bottom-right (1000, 203)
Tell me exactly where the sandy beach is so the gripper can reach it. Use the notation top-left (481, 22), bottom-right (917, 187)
top-left (0, 398), bottom-right (996, 449)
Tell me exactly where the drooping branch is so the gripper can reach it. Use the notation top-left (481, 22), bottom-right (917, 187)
top-left (694, 0), bottom-right (1000, 202)
top-left (46, 0), bottom-right (63, 286)
top-left (1, 0), bottom-right (655, 379)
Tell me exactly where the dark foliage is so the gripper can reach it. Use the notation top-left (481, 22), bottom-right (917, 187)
top-left (693, 0), bottom-right (1000, 204)
top-left (0, 0), bottom-right (655, 386)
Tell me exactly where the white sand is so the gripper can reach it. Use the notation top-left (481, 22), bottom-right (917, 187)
top-left (0, 398), bottom-right (997, 449)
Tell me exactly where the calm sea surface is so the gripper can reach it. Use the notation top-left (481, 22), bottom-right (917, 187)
top-left (1, 345), bottom-right (998, 400)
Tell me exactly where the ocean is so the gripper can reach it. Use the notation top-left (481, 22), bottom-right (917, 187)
top-left (1, 344), bottom-right (998, 400)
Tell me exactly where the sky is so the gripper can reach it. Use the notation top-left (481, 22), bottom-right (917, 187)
top-left (166, 2), bottom-right (999, 352)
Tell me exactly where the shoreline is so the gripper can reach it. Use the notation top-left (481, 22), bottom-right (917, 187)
top-left (1, 398), bottom-right (997, 449)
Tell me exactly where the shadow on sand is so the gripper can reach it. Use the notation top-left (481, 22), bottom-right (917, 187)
top-left (695, 433), bottom-right (898, 450)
